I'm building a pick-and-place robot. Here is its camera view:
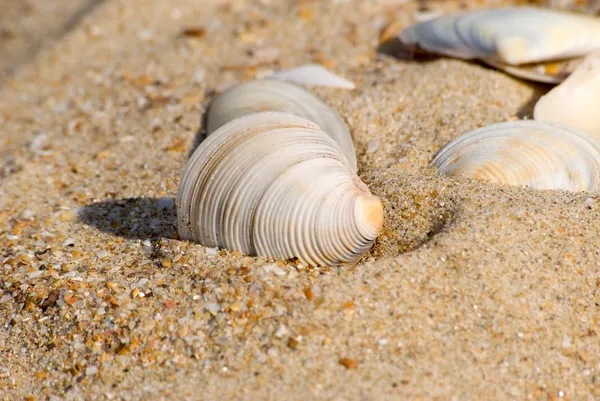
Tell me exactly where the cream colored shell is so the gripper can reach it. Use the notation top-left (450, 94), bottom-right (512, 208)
top-left (399, 7), bottom-right (600, 83)
top-left (177, 112), bottom-right (383, 266)
top-left (534, 52), bottom-right (600, 140)
top-left (430, 121), bottom-right (600, 192)
top-left (207, 79), bottom-right (357, 171)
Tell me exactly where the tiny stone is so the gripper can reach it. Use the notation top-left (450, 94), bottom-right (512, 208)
top-left (366, 140), bottom-right (380, 153)
top-left (274, 324), bottom-right (288, 338)
top-left (193, 68), bottom-right (206, 84)
top-left (584, 198), bottom-right (595, 208)
top-left (7, 235), bottom-right (18, 240)
top-left (205, 303), bottom-right (220, 315)
top-left (28, 270), bottom-right (44, 278)
top-left (62, 238), bottom-right (75, 247)
top-left (21, 210), bottom-right (34, 219)
top-left (85, 366), bottom-right (98, 376)
top-left (339, 358), bottom-right (359, 369)
top-left (206, 248), bottom-right (219, 256)
top-left (263, 264), bottom-right (285, 276)
top-left (263, 264), bottom-right (276, 273)
top-left (143, 239), bottom-right (152, 247)
top-left (0, 295), bottom-right (13, 303)
top-left (96, 250), bottom-right (110, 259)
top-left (156, 197), bottom-right (175, 210)
top-left (250, 47), bottom-right (280, 63)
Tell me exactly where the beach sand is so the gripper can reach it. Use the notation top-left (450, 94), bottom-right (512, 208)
top-left (1, 0), bottom-right (599, 400)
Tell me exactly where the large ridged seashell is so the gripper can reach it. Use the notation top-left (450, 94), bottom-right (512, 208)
top-left (207, 79), bottom-right (357, 170)
top-left (430, 121), bottom-right (600, 192)
top-left (177, 112), bottom-right (383, 266)
top-left (534, 53), bottom-right (600, 140)
top-left (398, 7), bottom-right (600, 83)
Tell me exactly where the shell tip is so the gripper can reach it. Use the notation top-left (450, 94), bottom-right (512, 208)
top-left (356, 195), bottom-right (384, 235)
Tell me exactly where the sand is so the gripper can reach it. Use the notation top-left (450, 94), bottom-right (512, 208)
top-left (1, 0), bottom-right (600, 400)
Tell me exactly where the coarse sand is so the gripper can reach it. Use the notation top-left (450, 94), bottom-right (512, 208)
top-left (1, 0), bottom-right (600, 400)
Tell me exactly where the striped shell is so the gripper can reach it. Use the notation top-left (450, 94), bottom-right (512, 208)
top-left (398, 7), bottom-right (600, 83)
top-left (177, 112), bottom-right (383, 266)
top-left (207, 79), bottom-right (357, 171)
top-left (430, 121), bottom-right (600, 192)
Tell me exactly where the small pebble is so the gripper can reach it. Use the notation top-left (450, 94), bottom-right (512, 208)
top-left (0, 295), bottom-right (13, 303)
top-left (27, 270), bottom-right (44, 278)
top-left (250, 47), bottom-right (280, 63)
top-left (96, 250), bottom-right (110, 259)
top-left (206, 248), bottom-right (219, 256)
top-left (85, 366), bottom-right (98, 376)
top-left (339, 358), bottom-right (359, 369)
top-left (193, 68), bottom-right (206, 84)
top-left (204, 303), bottom-right (220, 315)
top-left (156, 197), bottom-right (175, 210)
top-left (367, 140), bottom-right (380, 154)
top-left (263, 264), bottom-right (285, 276)
top-left (21, 210), bottom-right (34, 219)
top-left (274, 324), bottom-right (288, 338)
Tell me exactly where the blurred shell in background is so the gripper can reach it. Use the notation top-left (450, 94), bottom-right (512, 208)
top-left (396, 6), bottom-right (600, 83)
top-left (534, 52), bottom-right (600, 140)
top-left (430, 120), bottom-right (600, 192)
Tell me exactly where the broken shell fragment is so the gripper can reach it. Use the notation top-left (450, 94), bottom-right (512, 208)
top-left (430, 121), bottom-right (600, 192)
top-left (534, 53), bottom-right (600, 139)
top-left (177, 112), bottom-right (383, 266)
top-left (398, 7), bottom-right (600, 83)
top-left (207, 79), bottom-right (357, 170)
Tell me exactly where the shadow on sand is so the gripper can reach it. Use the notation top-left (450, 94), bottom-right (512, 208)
top-left (78, 197), bottom-right (178, 240)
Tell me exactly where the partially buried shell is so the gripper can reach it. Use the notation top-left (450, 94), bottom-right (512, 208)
top-left (534, 52), bottom-right (600, 140)
top-left (430, 121), bottom-right (600, 192)
top-left (207, 79), bottom-right (357, 171)
top-left (177, 112), bottom-right (383, 266)
top-left (398, 7), bottom-right (600, 83)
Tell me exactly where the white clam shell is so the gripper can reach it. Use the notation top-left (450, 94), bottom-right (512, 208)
top-left (534, 52), bottom-right (600, 139)
top-left (399, 7), bottom-right (600, 82)
top-left (207, 79), bottom-right (357, 171)
top-left (430, 121), bottom-right (600, 192)
top-left (177, 112), bottom-right (383, 266)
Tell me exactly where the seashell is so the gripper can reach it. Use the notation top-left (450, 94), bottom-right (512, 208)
top-left (206, 79), bottom-right (357, 170)
top-left (534, 52), bottom-right (600, 139)
top-left (483, 57), bottom-right (581, 84)
top-left (430, 120), bottom-right (600, 192)
top-left (177, 112), bottom-right (383, 267)
top-left (269, 64), bottom-right (356, 89)
top-left (398, 7), bottom-right (600, 83)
